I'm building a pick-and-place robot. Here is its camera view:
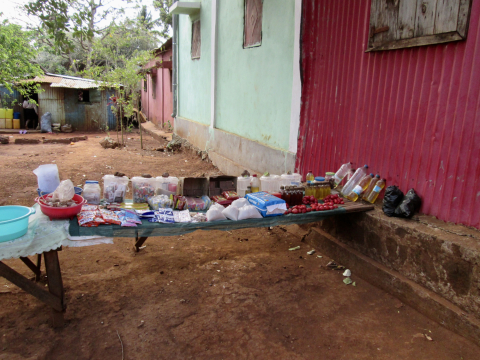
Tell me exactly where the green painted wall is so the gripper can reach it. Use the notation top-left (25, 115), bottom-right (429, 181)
top-left (177, 0), bottom-right (295, 150)
top-left (178, 0), bottom-right (212, 126)
top-left (216, 0), bottom-right (295, 151)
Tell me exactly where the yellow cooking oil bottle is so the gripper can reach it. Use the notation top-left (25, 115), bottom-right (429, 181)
top-left (362, 174), bottom-right (380, 200)
top-left (346, 174), bottom-right (373, 202)
top-left (366, 178), bottom-right (386, 204)
top-left (306, 170), bottom-right (315, 182)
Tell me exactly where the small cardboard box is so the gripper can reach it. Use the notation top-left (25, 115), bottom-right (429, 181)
top-left (180, 177), bottom-right (209, 197)
top-left (208, 176), bottom-right (237, 197)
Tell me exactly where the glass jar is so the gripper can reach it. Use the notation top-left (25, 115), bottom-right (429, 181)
top-left (325, 172), bottom-right (335, 181)
top-left (83, 180), bottom-right (101, 205)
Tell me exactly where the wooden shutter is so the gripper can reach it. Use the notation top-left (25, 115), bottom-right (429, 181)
top-left (244, 0), bottom-right (263, 48)
top-left (367, 0), bottom-right (473, 52)
top-left (191, 20), bottom-right (201, 59)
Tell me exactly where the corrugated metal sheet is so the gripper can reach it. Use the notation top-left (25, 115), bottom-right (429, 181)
top-left (31, 76), bottom-right (63, 84)
top-left (297, 0), bottom-right (480, 229)
top-left (38, 85), bottom-right (65, 125)
top-left (50, 78), bottom-right (100, 89)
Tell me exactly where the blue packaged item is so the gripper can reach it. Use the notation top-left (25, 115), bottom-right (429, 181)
top-left (245, 192), bottom-right (287, 217)
top-left (148, 208), bottom-right (175, 224)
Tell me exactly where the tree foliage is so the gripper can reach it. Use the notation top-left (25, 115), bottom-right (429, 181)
top-left (0, 18), bottom-right (43, 94)
top-left (153, 0), bottom-right (173, 39)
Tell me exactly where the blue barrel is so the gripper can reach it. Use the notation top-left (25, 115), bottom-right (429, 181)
top-left (13, 112), bottom-right (20, 119)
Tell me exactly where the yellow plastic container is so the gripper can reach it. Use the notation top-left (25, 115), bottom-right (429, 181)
top-left (0, 119), bottom-right (5, 129)
top-left (5, 118), bottom-right (13, 129)
top-left (5, 109), bottom-right (13, 119)
top-left (0, 109), bottom-right (5, 118)
top-left (13, 119), bottom-right (20, 129)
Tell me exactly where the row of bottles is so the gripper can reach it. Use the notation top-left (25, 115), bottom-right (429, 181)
top-left (325, 162), bottom-right (386, 203)
top-left (305, 183), bottom-right (331, 200)
top-left (280, 186), bottom-right (304, 206)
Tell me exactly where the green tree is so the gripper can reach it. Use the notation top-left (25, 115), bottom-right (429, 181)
top-left (153, 0), bottom-right (173, 39)
top-left (25, 0), bottom-right (128, 73)
top-left (0, 18), bottom-right (43, 94)
top-left (137, 5), bottom-right (156, 30)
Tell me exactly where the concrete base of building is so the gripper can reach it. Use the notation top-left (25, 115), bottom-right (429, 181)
top-left (304, 207), bottom-right (480, 346)
top-left (174, 116), bottom-right (296, 176)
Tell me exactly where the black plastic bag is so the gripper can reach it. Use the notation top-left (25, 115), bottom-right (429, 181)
top-left (382, 185), bottom-right (404, 217)
top-left (394, 188), bottom-right (421, 218)
top-left (40, 112), bottom-right (52, 133)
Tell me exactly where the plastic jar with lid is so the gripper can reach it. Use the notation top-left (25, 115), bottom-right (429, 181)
top-left (103, 175), bottom-right (129, 203)
top-left (132, 176), bottom-right (156, 203)
top-left (83, 180), bottom-right (101, 205)
top-left (260, 173), bottom-right (278, 192)
top-left (237, 176), bottom-right (251, 197)
top-left (325, 172), bottom-right (335, 181)
top-left (280, 172), bottom-right (296, 187)
top-left (155, 173), bottom-right (179, 196)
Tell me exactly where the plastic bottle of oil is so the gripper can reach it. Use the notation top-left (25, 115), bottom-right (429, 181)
top-left (362, 174), bottom-right (380, 200)
top-left (251, 174), bottom-right (260, 193)
top-left (333, 162), bottom-right (353, 188)
top-left (342, 165), bottom-right (369, 196)
top-left (306, 170), bottom-right (315, 182)
top-left (346, 174), bottom-right (373, 201)
top-left (366, 178), bottom-right (386, 204)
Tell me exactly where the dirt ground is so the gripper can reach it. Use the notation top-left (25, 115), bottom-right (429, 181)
top-left (0, 131), bottom-right (479, 359)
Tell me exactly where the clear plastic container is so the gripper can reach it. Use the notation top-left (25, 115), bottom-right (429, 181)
top-left (325, 172), bottom-right (335, 181)
top-left (83, 180), bottom-right (101, 205)
top-left (260, 174), bottom-right (279, 192)
top-left (132, 176), bottom-right (156, 203)
top-left (237, 176), bottom-right (251, 197)
top-left (280, 172), bottom-right (297, 187)
top-left (155, 173), bottom-right (179, 196)
top-left (103, 175), bottom-right (129, 203)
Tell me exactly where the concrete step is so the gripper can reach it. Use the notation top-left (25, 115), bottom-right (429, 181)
top-left (140, 121), bottom-right (173, 143)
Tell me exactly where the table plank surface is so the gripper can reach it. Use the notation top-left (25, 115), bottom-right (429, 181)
top-left (69, 201), bottom-right (374, 238)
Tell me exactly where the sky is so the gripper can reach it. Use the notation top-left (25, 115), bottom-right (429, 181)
top-left (0, 0), bottom-right (160, 28)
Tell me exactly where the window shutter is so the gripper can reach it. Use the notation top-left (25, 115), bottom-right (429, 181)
top-left (244, 0), bottom-right (263, 48)
top-left (367, 0), bottom-right (472, 52)
top-left (191, 20), bottom-right (201, 59)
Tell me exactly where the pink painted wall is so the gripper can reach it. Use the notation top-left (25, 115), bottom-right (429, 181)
top-left (296, 0), bottom-right (480, 228)
top-left (141, 47), bottom-right (174, 129)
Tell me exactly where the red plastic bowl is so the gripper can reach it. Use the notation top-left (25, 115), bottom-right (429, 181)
top-left (35, 194), bottom-right (86, 221)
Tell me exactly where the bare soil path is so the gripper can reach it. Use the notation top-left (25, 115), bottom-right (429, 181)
top-left (0, 131), bottom-right (478, 359)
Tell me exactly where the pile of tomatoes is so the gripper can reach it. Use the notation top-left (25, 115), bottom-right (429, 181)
top-left (323, 194), bottom-right (344, 205)
top-left (284, 194), bottom-right (345, 215)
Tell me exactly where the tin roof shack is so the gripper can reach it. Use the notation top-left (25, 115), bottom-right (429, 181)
top-left (140, 39), bottom-right (174, 129)
top-left (29, 74), bottom-right (116, 131)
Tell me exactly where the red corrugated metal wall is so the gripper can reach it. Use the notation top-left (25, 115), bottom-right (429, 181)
top-left (296, 0), bottom-right (480, 229)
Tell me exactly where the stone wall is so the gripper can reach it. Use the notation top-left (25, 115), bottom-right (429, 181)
top-left (319, 207), bottom-right (480, 320)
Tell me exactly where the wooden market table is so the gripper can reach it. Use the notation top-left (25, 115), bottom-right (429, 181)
top-left (0, 200), bottom-right (373, 327)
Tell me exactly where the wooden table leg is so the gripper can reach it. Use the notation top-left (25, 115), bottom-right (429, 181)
top-left (44, 250), bottom-right (65, 328)
top-left (20, 256), bottom-right (41, 281)
top-left (36, 254), bottom-right (42, 282)
top-left (134, 236), bottom-right (148, 252)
